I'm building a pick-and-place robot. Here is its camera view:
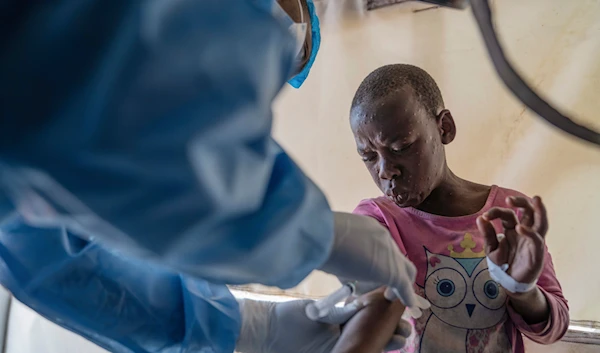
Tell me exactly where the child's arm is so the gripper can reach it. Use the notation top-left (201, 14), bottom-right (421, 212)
top-left (507, 248), bottom-right (570, 344)
top-left (332, 288), bottom-right (408, 353)
top-left (507, 286), bottom-right (549, 324)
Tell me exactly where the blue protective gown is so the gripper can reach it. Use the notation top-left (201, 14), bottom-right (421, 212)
top-left (0, 1), bottom-right (333, 352)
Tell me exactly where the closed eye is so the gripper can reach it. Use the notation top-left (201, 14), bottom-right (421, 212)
top-left (359, 151), bottom-right (376, 162)
top-left (362, 156), bottom-right (375, 162)
top-left (391, 143), bottom-right (413, 154)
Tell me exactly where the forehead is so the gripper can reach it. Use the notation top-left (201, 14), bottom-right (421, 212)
top-left (351, 87), bottom-right (429, 143)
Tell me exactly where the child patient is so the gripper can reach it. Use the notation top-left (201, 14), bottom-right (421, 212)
top-left (349, 64), bottom-right (569, 352)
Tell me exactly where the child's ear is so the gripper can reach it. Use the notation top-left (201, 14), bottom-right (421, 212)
top-left (437, 109), bottom-right (456, 144)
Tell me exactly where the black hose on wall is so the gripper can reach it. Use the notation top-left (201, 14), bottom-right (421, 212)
top-left (470, 0), bottom-right (600, 147)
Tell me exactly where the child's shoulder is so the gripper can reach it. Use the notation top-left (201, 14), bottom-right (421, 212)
top-left (353, 196), bottom-right (400, 220)
top-left (354, 196), bottom-right (394, 212)
top-left (353, 186), bottom-right (533, 219)
top-left (355, 195), bottom-right (391, 206)
top-left (489, 185), bottom-right (531, 206)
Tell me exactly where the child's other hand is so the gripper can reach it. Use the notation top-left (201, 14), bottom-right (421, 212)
top-left (476, 196), bottom-right (548, 286)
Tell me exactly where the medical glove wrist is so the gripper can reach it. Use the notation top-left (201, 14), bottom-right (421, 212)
top-left (236, 299), bottom-right (272, 353)
top-left (236, 298), bottom-right (352, 353)
top-left (320, 212), bottom-right (425, 311)
top-left (236, 295), bottom-right (410, 353)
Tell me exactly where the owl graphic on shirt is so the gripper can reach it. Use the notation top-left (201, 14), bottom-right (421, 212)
top-left (402, 234), bottom-right (512, 353)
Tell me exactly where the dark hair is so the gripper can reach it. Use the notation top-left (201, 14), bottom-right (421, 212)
top-left (351, 64), bottom-right (444, 117)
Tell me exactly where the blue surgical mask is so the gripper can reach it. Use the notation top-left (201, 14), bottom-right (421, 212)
top-left (255, 0), bottom-right (319, 89)
top-left (287, 0), bottom-right (320, 89)
top-left (271, 0), bottom-right (308, 58)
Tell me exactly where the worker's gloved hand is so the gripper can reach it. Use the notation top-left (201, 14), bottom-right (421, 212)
top-left (320, 212), bottom-right (421, 309)
top-left (235, 298), bottom-right (409, 353)
top-left (235, 298), bottom-right (355, 353)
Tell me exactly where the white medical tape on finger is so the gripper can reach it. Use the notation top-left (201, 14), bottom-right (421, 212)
top-left (316, 301), bottom-right (361, 325)
top-left (486, 257), bottom-right (536, 293)
top-left (383, 287), bottom-right (430, 319)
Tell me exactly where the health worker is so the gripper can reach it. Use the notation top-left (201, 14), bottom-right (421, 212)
top-left (0, 1), bottom-right (420, 352)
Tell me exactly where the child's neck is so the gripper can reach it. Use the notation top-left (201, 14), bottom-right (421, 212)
top-left (415, 169), bottom-right (491, 217)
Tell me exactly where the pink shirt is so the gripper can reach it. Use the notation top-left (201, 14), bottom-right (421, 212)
top-left (353, 185), bottom-right (569, 353)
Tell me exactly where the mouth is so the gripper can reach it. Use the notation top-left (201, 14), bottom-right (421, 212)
top-left (386, 190), bottom-right (413, 207)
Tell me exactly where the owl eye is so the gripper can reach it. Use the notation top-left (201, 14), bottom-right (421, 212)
top-left (473, 269), bottom-right (506, 310)
top-left (437, 279), bottom-right (455, 297)
top-left (484, 280), bottom-right (499, 299)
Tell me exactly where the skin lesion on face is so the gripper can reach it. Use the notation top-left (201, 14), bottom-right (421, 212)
top-left (350, 88), bottom-right (452, 209)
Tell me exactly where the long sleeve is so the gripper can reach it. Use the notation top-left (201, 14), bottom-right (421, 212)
top-left (0, 215), bottom-right (241, 353)
top-left (507, 246), bottom-right (570, 344)
top-left (0, 0), bottom-right (333, 289)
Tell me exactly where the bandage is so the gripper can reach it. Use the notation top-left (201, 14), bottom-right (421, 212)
top-left (486, 257), bottom-right (536, 293)
top-left (383, 287), bottom-right (430, 319)
top-left (305, 283), bottom-right (355, 321)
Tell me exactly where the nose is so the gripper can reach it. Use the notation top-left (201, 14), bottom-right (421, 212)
top-left (378, 158), bottom-right (401, 180)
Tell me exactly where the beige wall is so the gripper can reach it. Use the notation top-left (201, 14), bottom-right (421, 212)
top-left (270, 0), bottom-right (600, 323)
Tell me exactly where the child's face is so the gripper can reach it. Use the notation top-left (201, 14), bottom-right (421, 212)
top-left (351, 88), bottom-right (451, 208)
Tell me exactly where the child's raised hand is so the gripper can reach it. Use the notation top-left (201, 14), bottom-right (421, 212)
top-left (476, 196), bottom-right (548, 286)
